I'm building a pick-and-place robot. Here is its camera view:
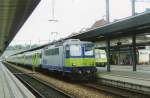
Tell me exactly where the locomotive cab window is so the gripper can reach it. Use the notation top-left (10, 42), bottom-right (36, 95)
top-left (84, 44), bottom-right (94, 56)
top-left (70, 44), bottom-right (82, 56)
top-left (100, 53), bottom-right (106, 58)
top-left (95, 49), bottom-right (106, 58)
top-left (65, 44), bottom-right (82, 57)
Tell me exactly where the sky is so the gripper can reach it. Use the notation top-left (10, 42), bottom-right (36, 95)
top-left (10, 0), bottom-right (150, 45)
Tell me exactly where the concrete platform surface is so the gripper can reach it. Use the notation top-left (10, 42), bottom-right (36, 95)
top-left (98, 70), bottom-right (150, 87)
top-left (0, 62), bottom-right (36, 98)
top-left (97, 65), bottom-right (150, 73)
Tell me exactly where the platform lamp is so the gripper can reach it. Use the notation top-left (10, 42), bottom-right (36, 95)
top-left (49, 0), bottom-right (58, 22)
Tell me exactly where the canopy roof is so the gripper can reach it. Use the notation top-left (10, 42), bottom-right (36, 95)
top-left (0, 0), bottom-right (40, 55)
top-left (10, 12), bottom-right (150, 56)
top-left (69, 12), bottom-right (150, 41)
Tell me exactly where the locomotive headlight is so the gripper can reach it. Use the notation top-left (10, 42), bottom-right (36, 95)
top-left (78, 70), bottom-right (82, 74)
top-left (72, 63), bottom-right (76, 66)
top-left (87, 70), bottom-right (90, 73)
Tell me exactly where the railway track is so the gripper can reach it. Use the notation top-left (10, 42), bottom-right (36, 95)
top-left (15, 74), bottom-right (45, 98)
top-left (15, 73), bottom-right (73, 98)
top-left (82, 83), bottom-right (150, 98)
top-left (5, 62), bottom-right (150, 98)
top-left (4, 63), bottom-right (73, 98)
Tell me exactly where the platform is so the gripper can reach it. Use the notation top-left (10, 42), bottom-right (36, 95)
top-left (0, 62), bottom-right (35, 98)
top-left (97, 65), bottom-right (150, 94)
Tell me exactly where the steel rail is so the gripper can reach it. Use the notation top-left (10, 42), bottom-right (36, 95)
top-left (4, 62), bottom-right (73, 98)
top-left (82, 83), bottom-right (150, 98)
top-left (15, 74), bottom-right (45, 98)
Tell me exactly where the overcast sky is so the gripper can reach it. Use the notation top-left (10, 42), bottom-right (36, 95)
top-left (10, 0), bottom-right (150, 45)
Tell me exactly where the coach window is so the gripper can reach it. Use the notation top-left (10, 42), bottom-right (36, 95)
top-left (39, 53), bottom-right (42, 58)
top-left (44, 49), bottom-right (47, 55)
top-left (54, 48), bottom-right (59, 55)
top-left (45, 49), bottom-right (50, 55)
top-left (45, 48), bottom-right (59, 56)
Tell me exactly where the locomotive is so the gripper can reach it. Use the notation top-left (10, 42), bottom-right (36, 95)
top-left (6, 39), bottom-right (97, 79)
top-left (95, 49), bottom-right (107, 67)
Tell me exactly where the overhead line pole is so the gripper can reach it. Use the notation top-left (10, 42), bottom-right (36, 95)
top-left (132, 0), bottom-right (136, 16)
top-left (106, 0), bottom-right (110, 23)
top-left (106, 0), bottom-right (110, 72)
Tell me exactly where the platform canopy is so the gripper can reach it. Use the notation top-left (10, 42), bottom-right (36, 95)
top-left (69, 12), bottom-right (150, 42)
top-left (0, 0), bottom-right (40, 55)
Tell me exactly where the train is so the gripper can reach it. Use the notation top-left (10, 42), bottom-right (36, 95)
top-left (95, 49), bottom-right (107, 67)
top-left (6, 39), bottom-right (150, 80)
top-left (6, 39), bottom-right (98, 80)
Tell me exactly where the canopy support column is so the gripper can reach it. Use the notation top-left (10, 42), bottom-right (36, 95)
top-left (132, 35), bottom-right (137, 71)
top-left (106, 39), bottom-right (111, 72)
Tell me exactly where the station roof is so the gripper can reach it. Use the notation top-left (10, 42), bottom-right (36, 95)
top-left (97, 41), bottom-right (150, 50)
top-left (11, 11), bottom-right (150, 56)
top-left (0, 0), bottom-right (40, 55)
top-left (69, 12), bottom-right (150, 41)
